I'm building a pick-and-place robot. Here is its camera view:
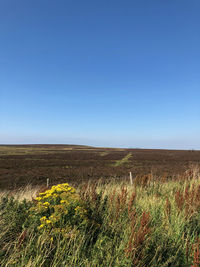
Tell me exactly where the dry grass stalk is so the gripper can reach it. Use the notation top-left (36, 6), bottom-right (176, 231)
top-left (175, 182), bottom-right (200, 218)
top-left (165, 197), bottom-right (171, 221)
top-left (191, 238), bottom-right (200, 267)
top-left (125, 211), bottom-right (150, 265)
top-left (128, 191), bottom-right (136, 219)
top-left (114, 187), bottom-right (128, 220)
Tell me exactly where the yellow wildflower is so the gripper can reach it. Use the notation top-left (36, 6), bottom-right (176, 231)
top-left (38, 224), bottom-right (44, 229)
top-left (43, 202), bottom-right (50, 206)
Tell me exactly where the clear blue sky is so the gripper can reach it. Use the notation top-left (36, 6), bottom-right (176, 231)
top-left (0, 0), bottom-right (200, 149)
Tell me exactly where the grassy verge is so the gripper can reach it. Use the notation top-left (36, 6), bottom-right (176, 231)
top-left (0, 169), bottom-right (200, 266)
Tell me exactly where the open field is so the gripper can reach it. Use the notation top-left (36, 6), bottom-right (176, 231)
top-left (0, 145), bottom-right (200, 189)
top-left (1, 145), bottom-right (200, 266)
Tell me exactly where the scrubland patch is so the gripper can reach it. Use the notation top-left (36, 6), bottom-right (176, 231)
top-left (1, 145), bottom-right (200, 190)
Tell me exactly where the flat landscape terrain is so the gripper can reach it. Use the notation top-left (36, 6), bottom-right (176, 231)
top-left (0, 145), bottom-right (200, 189)
top-left (1, 145), bottom-right (200, 266)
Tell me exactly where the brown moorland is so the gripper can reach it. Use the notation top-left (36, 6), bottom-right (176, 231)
top-left (0, 144), bottom-right (200, 189)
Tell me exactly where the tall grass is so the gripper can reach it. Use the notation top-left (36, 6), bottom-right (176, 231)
top-left (0, 167), bottom-right (200, 266)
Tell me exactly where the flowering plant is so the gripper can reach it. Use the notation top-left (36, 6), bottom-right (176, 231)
top-left (28, 183), bottom-right (88, 237)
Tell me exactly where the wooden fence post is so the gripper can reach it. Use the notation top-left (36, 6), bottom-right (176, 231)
top-left (130, 172), bottom-right (133, 185)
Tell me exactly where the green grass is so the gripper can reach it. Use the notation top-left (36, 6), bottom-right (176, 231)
top-left (0, 170), bottom-right (200, 266)
top-left (99, 151), bottom-right (109, 156)
top-left (113, 152), bottom-right (132, 167)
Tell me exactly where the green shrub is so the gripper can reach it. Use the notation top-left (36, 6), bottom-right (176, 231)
top-left (0, 196), bottom-right (33, 261)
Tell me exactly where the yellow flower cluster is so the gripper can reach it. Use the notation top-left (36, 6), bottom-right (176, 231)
top-left (29, 183), bottom-right (88, 234)
top-left (35, 183), bottom-right (76, 201)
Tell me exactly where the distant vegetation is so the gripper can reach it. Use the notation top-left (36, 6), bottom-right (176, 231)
top-left (113, 152), bottom-right (132, 167)
top-left (1, 145), bottom-right (200, 190)
top-left (0, 166), bottom-right (200, 266)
